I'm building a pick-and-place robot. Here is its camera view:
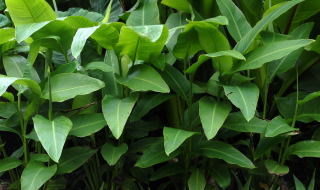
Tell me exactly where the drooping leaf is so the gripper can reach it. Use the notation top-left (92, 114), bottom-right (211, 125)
top-left (265, 160), bottom-right (289, 176)
top-left (0, 76), bottom-right (41, 96)
top-left (298, 91), bottom-right (320, 105)
top-left (127, 0), bottom-right (160, 26)
top-left (288, 141), bottom-right (320, 158)
top-left (57, 147), bottom-right (97, 174)
top-left (135, 138), bottom-right (180, 168)
top-left (235, 0), bottom-right (306, 53)
top-left (235, 39), bottom-right (314, 72)
top-left (70, 113), bottom-right (106, 137)
top-left (42, 73), bottom-right (105, 102)
top-left (198, 141), bottom-right (255, 169)
top-left (186, 50), bottom-right (246, 74)
top-left (5, 0), bottom-right (56, 26)
top-left (0, 157), bottom-right (22, 173)
top-left (102, 94), bottom-right (138, 139)
top-left (188, 169), bottom-right (206, 190)
top-left (117, 65), bottom-right (170, 93)
top-left (199, 97), bottom-right (231, 140)
top-left (223, 83), bottom-right (259, 121)
top-left (223, 112), bottom-right (268, 134)
top-left (21, 161), bottom-right (57, 190)
top-left (33, 115), bottom-right (72, 162)
top-left (161, 0), bottom-right (192, 13)
top-left (216, 0), bottom-right (252, 42)
top-left (101, 143), bottom-right (128, 166)
top-left (116, 25), bottom-right (168, 62)
top-left (265, 116), bottom-right (297, 137)
top-left (163, 127), bottom-right (197, 155)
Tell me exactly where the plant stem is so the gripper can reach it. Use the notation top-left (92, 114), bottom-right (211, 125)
top-left (18, 94), bottom-right (28, 164)
top-left (46, 50), bottom-right (53, 121)
top-left (52, 0), bottom-right (58, 13)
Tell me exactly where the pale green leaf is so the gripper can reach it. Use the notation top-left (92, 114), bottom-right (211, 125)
top-left (0, 76), bottom-right (41, 96)
top-left (199, 97), bottom-right (231, 140)
top-left (288, 140), bottom-right (320, 158)
top-left (42, 73), bottom-right (105, 102)
top-left (33, 115), bottom-right (72, 162)
top-left (161, 0), bottom-right (192, 13)
top-left (101, 143), bottom-right (128, 166)
top-left (0, 28), bottom-right (15, 45)
top-left (127, 0), bottom-right (160, 26)
top-left (223, 83), bottom-right (259, 121)
top-left (102, 94), bottom-right (138, 139)
top-left (265, 160), bottom-right (289, 176)
top-left (163, 127), bottom-right (197, 155)
top-left (70, 113), bottom-right (106, 137)
top-left (265, 116), bottom-right (297, 137)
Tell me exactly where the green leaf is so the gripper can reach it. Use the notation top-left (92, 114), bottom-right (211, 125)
top-left (163, 127), bottom-right (196, 155)
top-left (294, 175), bottom-right (306, 190)
top-left (223, 112), bottom-right (268, 134)
top-left (102, 94), bottom-right (138, 139)
top-left (188, 169), bottom-right (206, 190)
top-left (298, 91), bottom-right (320, 105)
top-left (186, 50), bottom-right (245, 74)
top-left (265, 116), bottom-right (297, 137)
top-left (101, 143), bottom-right (128, 166)
top-left (308, 170), bottom-right (316, 190)
top-left (199, 97), bottom-right (231, 140)
top-left (0, 28), bottom-right (15, 46)
top-left (116, 25), bottom-right (168, 62)
top-left (57, 146), bottom-right (97, 174)
top-left (198, 141), bottom-right (255, 169)
top-left (5, 0), bottom-right (56, 26)
top-left (235, 0), bottom-right (306, 53)
top-left (210, 164), bottom-right (231, 189)
top-left (150, 163), bottom-right (184, 181)
top-left (216, 0), bottom-right (252, 42)
top-left (235, 39), bottom-right (313, 72)
top-left (101, 0), bottom-right (113, 23)
top-left (42, 73), bottom-right (105, 102)
top-left (21, 161), bottom-right (57, 190)
top-left (265, 160), bottom-right (289, 176)
top-left (135, 139), bottom-right (180, 168)
top-left (70, 113), bottom-right (106, 137)
top-left (223, 83), bottom-right (259, 121)
top-left (161, 0), bottom-right (192, 13)
top-left (0, 76), bottom-right (41, 96)
top-left (0, 157), bottom-right (22, 173)
top-left (127, 0), bottom-right (160, 26)
top-left (117, 65), bottom-right (170, 93)
top-left (130, 93), bottom-right (172, 122)
top-left (33, 115), bottom-right (72, 162)
top-left (288, 140), bottom-right (320, 158)
top-left (71, 23), bottom-right (120, 58)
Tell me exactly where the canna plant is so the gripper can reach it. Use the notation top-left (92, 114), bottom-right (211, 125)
top-left (0, 0), bottom-right (320, 189)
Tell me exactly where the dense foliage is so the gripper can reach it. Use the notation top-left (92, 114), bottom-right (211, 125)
top-left (1, 0), bottom-right (320, 189)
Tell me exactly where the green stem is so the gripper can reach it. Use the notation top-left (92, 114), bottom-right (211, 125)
top-left (52, 0), bottom-right (58, 13)
top-left (18, 94), bottom-right (28, 164)
top-left (46, 50), bottom-right (53, 121)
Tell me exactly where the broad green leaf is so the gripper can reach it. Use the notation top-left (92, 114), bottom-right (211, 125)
top-left (0, 102), bottom-right (16, 119)
top-left (0, 157), bottom-right (22, 173)
top-left (127, 0), bottom-right (160, 26)
top-left (101, 143), bottom-right (128, 166)
top-left (0, 122), bottom-right (20, 136)
top-left (163, 127), bottom-right (197, 155)
top-left (150, 163), bottom-right (184, 181)
top-left (57, 147), bottom-right (97, 174)
top-left (161, 65), bottom-right (190, 101)
top-left (198, 141), bottom-right (255, 169)
top-left (265, 116), bottom-right (297, 137)
top-left (102, 94), bottom-right (138, 139)
top-left (235, 0), bottom-right (306, 53)
top-left (216, 0), bottom-right (252, 42)
top-left (199, 97), bottom-right (231, 140)
top-left (70, 113), bottom-right (106, 137)
top-left (0, 76), bottom-right (41, 96)
top-left (293, 0), bottom-right (320, 24)
top-left (235, 39), bottom-right (314, 72)
top-left (173, 26), bottom-right (201, 59)
top-left (188, 169), bottom-right (206, 190)
top-left (71, 23), bottom-right (120, 58)
top-left (117, 65), bottom-right (170, 93)
top-left (210, 164), bottom-right (231, 189)
top-left (21, 161), bottom-right (57, 190)
top-left (265, 160), bottom-right (289, 176)
top-left (298, 91), bottom-right (320, 105)
top-left (42, 73), bottom-right (105, 102)
top-left (161, 0), bottom-right (192, 13)
top-left (288, 141), bottom-right (320, 158)
top-left (33, 115), bottom-right (72, 162)
top-left (223, 83), bottom-right (259, 121)
top-left (29, 154), bottom-right (50, 162)
top-left (294, 175), bottom-right (306, 190)
top-left (223, 112), bottom-right (268, 134)
top-left (116, 25), bottom-right (168, 62)
top-left (0, 28), bottom-right (15, 45)
top-left (130, 93), bottom-right (172, 122)
top-left (186, 50), bottom-right (245, 74)
top-left (135, 139), bottom-right (180, 168)
top-left (5, 0), bottom-right (56, 26)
